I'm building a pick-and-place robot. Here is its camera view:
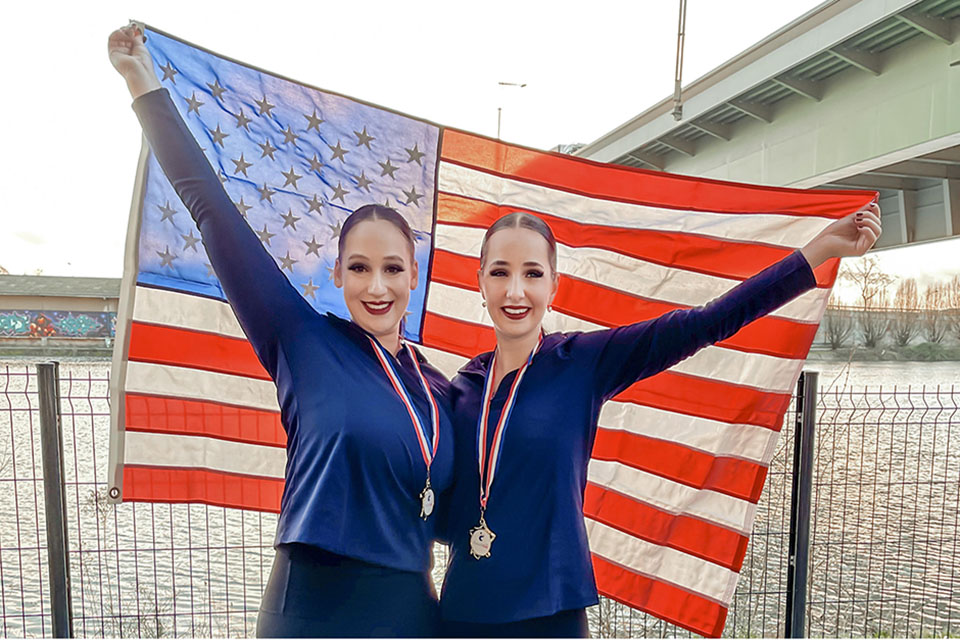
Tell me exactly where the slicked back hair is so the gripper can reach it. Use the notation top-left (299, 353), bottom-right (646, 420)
top-left (479, 212), bottom-right (558, 275)
top-left (338, 204), bottom-right (417, 261)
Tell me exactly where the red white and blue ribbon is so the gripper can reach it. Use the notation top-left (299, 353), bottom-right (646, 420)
top-left (477, 334), bottom-right (543, 510)
top-left (369, 337), bottom-right (440, 472)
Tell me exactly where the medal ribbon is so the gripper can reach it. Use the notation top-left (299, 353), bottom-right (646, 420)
top-left (477, 333), bottom-right (543, 510)
top-left (369, 337), bottom-right (440, 470)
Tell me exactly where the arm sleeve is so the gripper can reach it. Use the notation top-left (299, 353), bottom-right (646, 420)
top-left (580, 250), bottom-right (817, 401)
top-left (132, 88), bottom-right (317, 379)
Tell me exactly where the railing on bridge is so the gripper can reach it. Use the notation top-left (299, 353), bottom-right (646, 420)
top-left (1, 363), bottom-right (958, 638)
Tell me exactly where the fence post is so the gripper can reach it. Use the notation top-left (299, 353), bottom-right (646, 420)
top-left (785, 370), bottom-right (818, 638)
top-left (37, 362), bottom-right (74, 638)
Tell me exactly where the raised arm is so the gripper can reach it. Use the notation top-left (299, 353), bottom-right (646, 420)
top-left (109, 25), bottom-right (317, 379)
top-left (585, 206), bottom-right (881, 400)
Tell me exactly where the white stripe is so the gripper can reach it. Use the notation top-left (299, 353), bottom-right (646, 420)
top-left (426, 282), bottom-right (801, 393)
top-left (587, 458), bottom-right (756, 534)
top-left (586, 519), bottom-right (739, 604)
top-left (416, 342), bottom-right (781, 465)
top-left (125, 361), bottom-right (280, 412)
top-left (124, 431), bottom-right (285, 479)
top-left (438, 162), bottom-right (835, 249)
top-left (598, 401), bottom-right (780, 466)
top-left (435, 223), bottom-right (828, 323)
top-left (417, 345), bottom-right (469, 379)
top-left (133, 286), bottom-right (245, 338)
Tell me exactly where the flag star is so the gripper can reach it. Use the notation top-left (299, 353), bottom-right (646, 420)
top-left (205, 263), bottom-right (216, 277)
top-left (234, 197), bottom-right (253, 218)
top-left (306, 194), bottom-right (324, 214)
top-left (282, 126), bottom-right (300, 146)
top-left (405, 143), bottom-right (426, 166)
top-left (158, 201), bottom-right (177, 223)
top-left (301, 278), bottom-right (319, 299)
top-left (218, 170), bottom-right (229, 184)
top-left (307, 155), bottom-right (323, 174)
top-left (255, 224), bottom-right (276, 246)
top-left (354, 171), bottom-right (373, 192)
top-left (258, 139), bottom-right (277, 160)
top-left (156, 245), bottom-right (178, 268)
top-left (282, 166), bottom-right (303, 189)
top-left (255, 95), bottom-right (276, 117)
top-left (280, 209), bottom-right (301, 230)
top-left (383, 197), bottom-right (392, 207)
top-left (159, 61), bottom-right (178, 83)
top-left (331, 181), bottom-right (350, 204)
top-left (233, 109), bottom-right (252, 131)
top-left (278, 251), bottom-right (298, 272)
top-left (402, 186), bottom-right (423, 206)
top-left (326, 265), bottom-right (336, 280)
top-left (207, 79), bottom-right (226, 100)
top-left (327, 220), bottom-right (343, 239)
top-left (378, 158), bottom-right (399, 179)
top-left (304, 110), bottom-right (324, 132)
top-left (328, 141), bottom-right (349, 163)
top-left (210, 124), bottom-right (229, 147)
top-left (232, 153), bottom-right (253, 176)
top-left (304, 235), bottom-right (323, 257)
top-left (257, 183), bottom-right (277, 203)
top-left (185, 92), bottom-right (204, 114)
top-left (354, 126), bottom-right (375, 149)
top-left (181, 230), bottom-right (201, 252)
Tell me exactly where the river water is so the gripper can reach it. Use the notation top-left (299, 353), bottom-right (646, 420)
top-left (0, 359), bottom-right (957, 638)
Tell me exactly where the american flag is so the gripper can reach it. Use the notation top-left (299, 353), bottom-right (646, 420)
top-left (107, 25), bottom-right (876, 637)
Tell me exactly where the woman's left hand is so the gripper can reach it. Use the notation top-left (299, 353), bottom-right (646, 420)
top-left (800, 202), bottom-right (882, 268)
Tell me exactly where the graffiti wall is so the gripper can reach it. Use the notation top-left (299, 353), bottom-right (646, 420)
top-left (0, 310), bottom-right (116, 339)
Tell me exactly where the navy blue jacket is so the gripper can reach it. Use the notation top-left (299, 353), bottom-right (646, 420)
top-left (439, 251), bottom-right (816, 622)
top-left (133, 88), bottom-right (453, 574)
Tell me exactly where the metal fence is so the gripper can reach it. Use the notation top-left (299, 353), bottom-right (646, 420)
top-left (1, 361), bottom-right (958, 638)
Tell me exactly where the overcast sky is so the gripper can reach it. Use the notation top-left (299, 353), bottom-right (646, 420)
top-left (2, 0), bottom-right (958, 288)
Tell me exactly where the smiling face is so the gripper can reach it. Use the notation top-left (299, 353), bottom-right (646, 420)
top-left (478, 226), bottom-right (558, 343)
top-left (334, 219), bottom-right (418, 343)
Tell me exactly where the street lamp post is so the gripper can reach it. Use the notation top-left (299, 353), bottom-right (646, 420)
top-left (497, 81), bottom-right (527, 139)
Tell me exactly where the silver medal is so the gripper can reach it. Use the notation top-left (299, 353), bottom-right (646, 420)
top-left (420, 484), bottom-right (435, 520)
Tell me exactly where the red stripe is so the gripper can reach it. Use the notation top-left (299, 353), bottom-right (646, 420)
top-left (422, 312), bottom-right (496, 358)
top-left (584, 484), bottom-right (749, 572)
top-left (592, 428), bottom-right (768, 503)
top-left (122, 466), bottom-right (283, 512)
top-left (592, 555), bottom-right (728, 638)
top-left (124, 393), bottom-right (285, 447)
top-left (441, 129), bottom-right (876, 218)
top-left (437, 192), bottom-right (841, 286)
top-left (431, 250), bottom-right (818, 360)
top-left (128, 321), bottom-right (270, 380)
top-left (422, 314), bottom-right (792, 429)
top-left (617, 371), bottom-right (793, 431)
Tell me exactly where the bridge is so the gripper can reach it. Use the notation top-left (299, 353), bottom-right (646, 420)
top-left (577, 0), bottom-right (960, 250)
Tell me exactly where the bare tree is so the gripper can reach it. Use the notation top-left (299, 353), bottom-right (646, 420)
top-left (947, 274), bottom-right (960, 342)
top-left (823, 293), bottom-right (854, 350)
top-left (840, 257), bottom-right (893, 348)
top-left (921, 282), bottom-right (949, 343)
top-left (890, 278), bottom-right (921, 346)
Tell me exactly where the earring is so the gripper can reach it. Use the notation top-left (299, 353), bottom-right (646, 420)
top-left (547, 305), bottom-right (553, 312)
top-left (481, 300), bottom-right (487, 308)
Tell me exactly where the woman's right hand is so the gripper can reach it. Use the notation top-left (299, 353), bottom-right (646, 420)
top-left (108, 24), bottom-right (162, 99)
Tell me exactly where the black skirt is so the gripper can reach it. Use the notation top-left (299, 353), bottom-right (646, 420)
top-left (256, 543), bottom-right (439, 638)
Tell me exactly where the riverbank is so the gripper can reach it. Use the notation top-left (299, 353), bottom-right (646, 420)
top-left (808, 342), bottom-right (960, 362)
